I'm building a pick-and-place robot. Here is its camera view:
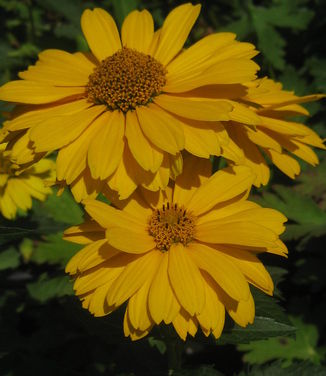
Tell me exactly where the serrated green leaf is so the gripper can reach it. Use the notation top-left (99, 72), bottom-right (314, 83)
top-left (0, 247), bottom-right (20, 270)
top-left (27, 274), bottom-right (73, 303)
top-left (30, 232), bottom-right (82, 266)
top-left (238, 316), bottom-right (325, 366)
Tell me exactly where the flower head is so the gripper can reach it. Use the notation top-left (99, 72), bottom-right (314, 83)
top-left (0, 3), bottom-right (259, 202)
top-left (220, 78), bottom-right (325, 186)
top-left (64, 157), bottom-right (287, 340)
top-left (0, 144), bottom-right (54, 219)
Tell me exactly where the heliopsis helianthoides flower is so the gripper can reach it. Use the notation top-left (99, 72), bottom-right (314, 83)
top-left (220, 78), bottom-right (325, 187)
top-left (64, 157), bottom-right (287, 341)
top-left (0, 144), bottom-right (55, 219)
top-left (0, 3), bottom-right (260, 202)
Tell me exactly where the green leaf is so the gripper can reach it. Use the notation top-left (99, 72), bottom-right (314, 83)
top-left (33, 188), bottom-right (83, 226)
top-left (30, 232), bottom-right (82, 266)
top-left (238, 360), bottom-right (326, 376)
top-left (0, 247), bottom-right (20, 270)
top-left (148, 337), bottom-right (167, 355)
top-left (174, 365), bottom-right (223, 376)
top-left (27, 274), bottom-right (74, 303)
top-left (238, 316), bottom-right (325, 366)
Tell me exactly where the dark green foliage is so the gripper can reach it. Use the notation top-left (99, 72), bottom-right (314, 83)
top-left (0, 0), bottom-right (326, 375)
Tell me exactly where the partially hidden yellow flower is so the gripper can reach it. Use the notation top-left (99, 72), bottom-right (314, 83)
top-left (220, 78), bottom-right (325, 186)
top-left (64, 157), bottom-right (287, 341)
top-left (0, 3), bottom-right (260, 202)
top-left (0, 144), bottom-right (55, 219)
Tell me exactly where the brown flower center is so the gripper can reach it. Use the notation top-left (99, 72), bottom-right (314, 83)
top-left (148, 202), bottom-right (196, 252)
top-left (86, 47), bottom-right (167, 113)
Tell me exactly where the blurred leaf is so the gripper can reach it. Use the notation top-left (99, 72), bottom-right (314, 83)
top-left (148, 337), bottom-right (167, 355)
top-left (30, 232), bottom-right (81, 266)
top-left (238, 360), bottom-right (326, 376)
top-left (238, 316), bottom-right (325, 366)
top-left (248, 2), bottom-right (313, 70)
top-left (33, 188), bottom-right (83, 225)
top-left (27, 274), bottom-right (73, 303)
top-left (306, 57), bottom-right (326, 91)
top-left (0, 247), bottom-right (20, 270)
top-left (175, 365), bottom-right (223, 375)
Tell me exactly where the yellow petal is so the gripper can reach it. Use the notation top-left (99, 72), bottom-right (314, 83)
top-left (56, 112), bottom-right (105, 184)
top-left (165, 59), bottom-right (259, 93)
top-left (81, 8), bottom-right (121, 61)
top-left (196, 220), bottom-right (278, 248)
top-left (107, 249), bottom-right (161, 306)
top-left (0, 81), bottom-right (85, 104)
top-left (259, 116), bottom-right (310, 136)
top-left (125, 111), bottom-right (163, 172)
top-left (6, 179), bottom-right (32, 210)
top-left (154, 3), bottom-right (201, 65)
top-left (30, 105), bottom-right (106, 152)
top-left (83, 199), bottom-right (146, 229)
top-left (173, 154), bottom-right (212, 207)
top-left (182, 120), bottom-right (221, 158)
top-left (5, 99), bottom-right (92, 132)
top-left (221, 247), bottom-right (274, 295)
top-left (136, 103), bottom-right (184, 154)
top-left (155, 95), bottom-right (232, 121)
top-left (0, 189), bottom-right (17, 219)
top-left (168, 243), bottom-right (205, 316)
top-left (64, 220), bottom-right (105, 244)
top-left (197, 274), bottom-right (225, 334)
top-left (70, 169), bottom-right (105, 203)
top-left (106, 226), bottom-right (156, 254)
top-left (172, 309), bottom-right (198, 341)
top-left (121, 10), bottom-right (154, 53)
top-left (187, 165), bottom-right (254, 216)
top-left (128, 279), bottom-right (154, 331)
top-left (87, 111), bottom-right (125, 180)
top-left (188, 242), bottom-right (249, 301)
top-left (19, 49), bottom-right (94, 86)
top-left (166, 33), bottom-right (236, 79)
top-left (148, 252), bottom-right (180, 324)
top-left (265, 149), bottom-right (300, 179)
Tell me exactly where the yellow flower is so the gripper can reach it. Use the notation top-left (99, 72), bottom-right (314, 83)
top-left (220, 78), bottom-right (325, 186)
top-left (0, 144), bottom-right (55, 219)
top-left (64, 157), bottom-right (287, 341)
top-left (0, 3), bottom-right (260, 202)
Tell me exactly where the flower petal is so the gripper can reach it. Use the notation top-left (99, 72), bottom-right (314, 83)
top-left (121, 10), bottom-right (154, 53)
top-left (81, 8), bottom-right (121, 61)
top-left (148, 252), bottom-right (180, 324)
top-left (107, 249), bottom-right (161, 306)
top-left (154, 3), bottom-right (201, 65)
top-left (155, 95), bottom-right (232, 121)
top-left (168, 243), bottom-right (205, 316)
top-left (125, 111), bottom-right (163, 172)
top-left (0, 81), bottom-right (85, 104)
top-left (188, 242), bottom-right (249, 301)
top-left (136, 103), bottom-right (184, 155)
top-left (29, 105), bottom-right (106, 152)
top-left (88, 110), bottom-right (125, 180)
top-left (187, 165), bottom-right (255, 216)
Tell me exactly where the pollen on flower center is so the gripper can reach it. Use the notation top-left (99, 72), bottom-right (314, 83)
top-left (86, 47), bottom-right (167, 113)
top-left (148, 202), bottom-right (196, 251)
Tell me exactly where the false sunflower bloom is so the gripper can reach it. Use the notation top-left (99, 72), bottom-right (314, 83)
top-left (64, 158), bottom-right (287, 340)
top-left (0, 3), bottom-right (260, 201)
top-left (0, 144), bottom-right (54, 219)
top-left (220, 78), bottom-right (325, 186)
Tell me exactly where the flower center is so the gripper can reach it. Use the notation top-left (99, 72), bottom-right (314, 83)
top-left (86, 47), bottom-right (167, 113)
top-left (148, 202), bottom-right (196, 252)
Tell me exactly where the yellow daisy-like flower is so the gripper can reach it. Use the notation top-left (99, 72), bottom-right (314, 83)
top-left (220, 78), bottom-right (325, 186)
top-left (64, 157), bottom-right (287, 341)
top-left (0, 3), bottom-right (260, 202)
top-left (0, 144), bottom-right (55, 219)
